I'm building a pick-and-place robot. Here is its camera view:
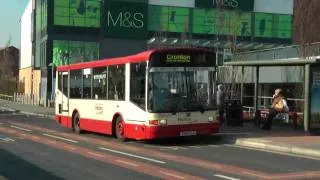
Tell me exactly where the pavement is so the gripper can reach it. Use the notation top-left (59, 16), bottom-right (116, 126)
top-left (1, 99), bottom-right (320, 159)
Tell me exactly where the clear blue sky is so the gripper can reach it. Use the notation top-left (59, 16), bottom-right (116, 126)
top-left (0, 0), bottom-right (29, 48)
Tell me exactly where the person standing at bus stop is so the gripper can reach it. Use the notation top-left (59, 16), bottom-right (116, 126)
top-left (262, 88), bottom-right (289, 130)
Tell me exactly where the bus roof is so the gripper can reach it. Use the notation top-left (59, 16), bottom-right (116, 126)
top-left (56, 48), bottom-right (212, 71)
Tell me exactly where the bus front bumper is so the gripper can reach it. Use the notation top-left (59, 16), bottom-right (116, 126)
top-left (144, 122), bottom-right (220, 140)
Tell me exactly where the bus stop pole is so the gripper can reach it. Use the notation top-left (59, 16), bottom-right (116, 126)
top-left (304, 64), bottom-right (310, 132)
top-left (254, 66), bottom-right (260, 127)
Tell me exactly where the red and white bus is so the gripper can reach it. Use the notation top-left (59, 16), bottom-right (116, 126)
top-left (55, 48), bottom-right (221, 140)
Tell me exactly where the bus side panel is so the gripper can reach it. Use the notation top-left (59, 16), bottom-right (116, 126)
top-left (80, 118), bottom-right (112, 134)
top-left (68, 99), bottom-right (122, 135)
top-left (122, 103), bottom-right (148, 140)
top-left (55, 89), bottom-right (72, 128)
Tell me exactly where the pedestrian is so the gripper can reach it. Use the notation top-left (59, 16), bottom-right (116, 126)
top-left (262, 88), bottom-right (289, 130)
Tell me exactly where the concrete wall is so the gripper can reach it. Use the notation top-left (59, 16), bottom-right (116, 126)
top-left (19, 67), bottom-right (41, 96)
top-left (100, 38), bottom-right (147, 58)
top-left (148, 0), bottom-right (195, 7)
top-left (20, 0), bottom-right (33, 69)
top-left (254, 0), bottom-right (293, 14)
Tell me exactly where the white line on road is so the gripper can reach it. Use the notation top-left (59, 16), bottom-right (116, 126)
top-left (160, 171), bottom-right (185, 179)
top-left (174, 146), bottom-right (188, 150)
top-left (0, 137), bottom-right (14, 142)
top-left (98, 147), bottom-right (166, 164)
top-left (43, 133), bottom-right (78, 143)
top-left (208, 145), bottom-right (220, 148)
top-left (213, 174), bottom-right (240, 180)
top-left (10, 125), bottom-right (32, 132)
top-left (188, 146), bottom-right (201, 149)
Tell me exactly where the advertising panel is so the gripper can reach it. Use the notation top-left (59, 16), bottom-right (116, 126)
top-left (310, 65), bottom-right (320, 130)
top-left (104, 1), bottom-right (148, 38)
top-left (254, 0), bottom-right (293, 15)
top-left (149, 0), bottom-right (194, 8)
top-left (195, 0), bottom-right (254, 12)
top-left (148, 6), bottom-right (190, 33)
top-left (54, 0), bottom-right (100, 27)
top-left (254, 13), bottom-right (292, 38)
top-left (193, 9), bottom-right (251, 36)
top-left (52, 40), bottom-right (99, 66)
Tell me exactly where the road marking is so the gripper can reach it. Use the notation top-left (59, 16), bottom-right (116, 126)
top-left (160, 171), bottom-right (185, 179)
top-left (43, 133), bottom-right (78, 143)
top-left (208, 145), bottom-right (220, 148)
top-left (116, 159), bottom-right (139, 167)
top-left (10, 125), bottom-right (32, 132)
top-left (144, 144), bottom-right (179, 150)
top-left (175, 146), bottom-right (188, 150)
top-left (188, 146), bottom-right (201, 149)
top-left (0, 137), bottom-right (15, 142)
top-left (88, 151), bottom-right (105, 158)
top-left (213, 174), bottom-right (240, 180)
top-left (98, 147), bottom-right (166, 164)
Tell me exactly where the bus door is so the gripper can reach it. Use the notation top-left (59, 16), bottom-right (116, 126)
top-left (61, 72), bottom-right (69, 118)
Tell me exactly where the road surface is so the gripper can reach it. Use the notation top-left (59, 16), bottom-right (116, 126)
top-left (1, 113), bottom-right (320, 180)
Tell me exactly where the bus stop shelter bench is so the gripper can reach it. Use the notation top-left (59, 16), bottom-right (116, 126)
top-left (256, 108), bottom-right (300, 129)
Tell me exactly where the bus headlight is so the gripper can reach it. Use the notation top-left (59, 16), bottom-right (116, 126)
top-left (208, 116), bottom-right (214, 122)
top-left (159, 119), bottom-right (167, 126)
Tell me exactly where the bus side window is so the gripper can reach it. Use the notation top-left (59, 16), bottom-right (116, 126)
top-left (108, 65), bottom-right (125, 100)
top-left (93, 67), bottom-right (108, 100)
top-left (130, 63), bottom-right (146, 109)
top-left (70, 70), bottom-right (82, 99)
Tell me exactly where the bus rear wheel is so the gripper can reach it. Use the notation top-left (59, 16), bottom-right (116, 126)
top-left (73, 112), bottom-right (81, 134)
top-left (115, 117), bottom-right (125, 140)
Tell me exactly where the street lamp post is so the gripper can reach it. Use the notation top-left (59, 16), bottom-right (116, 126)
top-left (48, 63), bottom-right (55, 103)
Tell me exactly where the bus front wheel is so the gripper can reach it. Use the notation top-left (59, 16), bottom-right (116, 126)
top-left (115, 117), bottom-right (125, 140)
top-left (73, 112), bottom-right (81, 134)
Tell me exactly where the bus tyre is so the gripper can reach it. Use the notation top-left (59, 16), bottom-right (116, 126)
top-left (115, 117), bottom-right (125, 141)
top-left (73, 113), bottom-right (81, 134)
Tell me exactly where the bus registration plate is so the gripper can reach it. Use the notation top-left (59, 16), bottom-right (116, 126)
top-left (180, 131), bottom-right (197, 136)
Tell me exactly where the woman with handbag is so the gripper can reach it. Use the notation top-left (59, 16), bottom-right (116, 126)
top-left (262, 88), bottom-right (289, 130)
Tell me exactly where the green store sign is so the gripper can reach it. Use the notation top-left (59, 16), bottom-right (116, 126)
top-left (195, 0), bottom-right (254, 12)
top-left (104, 1), bottom-right (148, 39)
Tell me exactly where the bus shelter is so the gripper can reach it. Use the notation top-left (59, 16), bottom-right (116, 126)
top-left (223, 58), bottom-right (320, 134)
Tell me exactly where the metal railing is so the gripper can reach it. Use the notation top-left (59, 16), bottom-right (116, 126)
top-left (0, 94), bottom-right (14, 101)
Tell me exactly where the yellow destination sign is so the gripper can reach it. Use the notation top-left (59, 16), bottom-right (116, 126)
top-left (166, 54), bottom-right (191, 63)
